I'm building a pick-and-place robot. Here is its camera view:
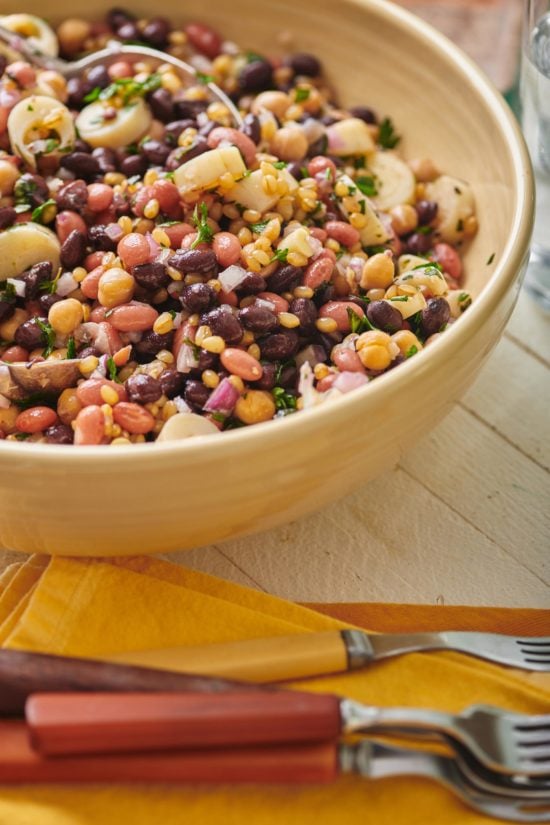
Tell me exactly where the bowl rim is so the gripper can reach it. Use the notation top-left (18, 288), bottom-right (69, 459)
top-left (0, 0), bottom-right (534, 464)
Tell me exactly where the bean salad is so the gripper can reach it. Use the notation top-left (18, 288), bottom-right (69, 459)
top-left (0, 9), bottom-right (476, 445)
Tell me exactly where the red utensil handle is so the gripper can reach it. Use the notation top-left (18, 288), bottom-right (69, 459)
top-left (26, 690), bottom-right (342, 756)
top-left (1, 721), bottom-right (339, 784)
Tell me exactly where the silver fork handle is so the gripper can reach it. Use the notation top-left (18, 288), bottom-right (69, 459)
top-left (0, 24), bottom-right (66, 71)
top-left (341, 698), bottom-right (456, 737)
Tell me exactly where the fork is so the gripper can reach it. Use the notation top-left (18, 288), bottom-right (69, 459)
top-left (102, 628), bottom-right (550, 683)
top-left (26, 689), bottom-right (550, 777)
top-left (0, 24), bottom-right (241, 125)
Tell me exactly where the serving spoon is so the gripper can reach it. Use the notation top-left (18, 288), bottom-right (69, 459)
top-left (0, 24), bottom-right (242, 126)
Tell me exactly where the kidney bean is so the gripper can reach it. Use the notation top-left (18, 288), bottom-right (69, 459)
top-left (117, 233), bottom-right (151, 269)
top-left (239, 59), bottom-right (273, 93)
top-left (302, 257), bottom-right (333, 290)
top-left (184, 22), bottom-right (223, 58)
top-left (331, 345), bottom-right (366, 373)
top-left (45, 423), bottom-right (74, 444)
top-left (87, 183), bottom-right (113, 213)
top-left (238, 304), bottom-right (278, 334)
top-left (142, 16), bottom-right (170, 47)
top-left (319, 300), bottom-right (365, 332)
top-left (432, 243), bottom-right (462, 280)
top-left (239, 273), bottom-right (267, 295)
top-left (169, 248), bottom-right (218, 276)
top-left (307, 156), bottom-right (336, 179)
top-left (81, 267), bottom-right (104, 300)
top-left (111, 401), bottom-right (154, 434)
top-left (15, 406), bottom-right (57, 434)
top-left (159, 368), bottom-right (184, 398)
top-left (76, 378), bottom-right (127, 407)
top-left (256, 292), bottom-right (289, 314)
top-left (56, 211), bottom-right (88, 244)
top-left (133, 261), bottom-right (169, 290)
top-left (92, 146), bottom-right (117, 174)
top-left (325, 221), bottom-right (360, 248)
top-left (14, 317), bottom-right (47, 350)
top-left (207, 127), bottom-right (257, 167)
top-left (285, 53), bottom-right (321, 76)
top-left (109, 302), bottom-right (158, 332)
top-left (221, 348), bottom-right (263, 381)
top-left (89, 306), bottom-right (107, 323)
top-left (202, 308), bottom-right (243, 344)
top-left (259, 330), bottom-right (299, 361)
top-left (148, 88), bottom-right (175, 122)
top-left (421, 297), bottom-right (451, 337)
top-left (0, 206), bottom-right (16, 229)
top-left (289, 298), bottom-right (317, 331)
top-left (2, 345), bottom-right (28, 362)
top-left (61, 152), bottom-right (100, 180)
top-left (212, 232), bottom-right (241, 268)
top-left (161, 222), bottom-right (192, 250)
top-left (267, 265), bottom-right (302, 294)
top-left (60, 230), bottom-right (87, 269)
top-left (184, 379), bottom-right (211, 410)
top-left (141, 139), bottom-right (170, 166)
top-left (74, 405), bottom-right (105, 445)
top-left (367, 300), bottom-right (403, 333)
top-left (56, 180), bottom-right (88, 213)
top-left (151, 179), bottom-right (180, 213)
top-left (179, 283), bottom-right (216, 314)
top-left (241, 113), bottom-right (261, 145)
top-left (406, 232), bottom-right (432, 255)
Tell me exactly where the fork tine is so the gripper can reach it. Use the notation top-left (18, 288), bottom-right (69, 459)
top-left (517, 639), bottom-right (550, 646)
top-left (514, 715), bottom-right (550, 729)
top-left (516, 729), bottom-right (550, 746)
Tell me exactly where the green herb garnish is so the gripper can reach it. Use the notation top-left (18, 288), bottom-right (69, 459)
top-left (196, 72), bottom-right (215, 85)
top-left (14, 176), bottom-right (37, 205)
top-left (355, 176), bottom-right (378, 197)
top-left (39, 267), bottom-right (62, 295)
top-left (295, 87), bottom-right (310, 103)
top-left (66, 337), bottom-right (77, 359)
top-left (270, 248), bottom-right (289, 264)
top-left (106, 356), bottom-right (122, 383)
top-left (249, 220), bottom-right (270, 234)
top-left (95, 73), bottom-right (162, 106)
top-left (272, 386), bottom-right (297, 412)
top-left (378, 117), bottom-right (401, 149)
top-left (36, 319), bottom-right (56, 358)
top-left (405, 345), bottom-right (418, 358)
top-left (31, 198), bottom-right (57, 224)
top-left (389, 296), bottom-right (409, 302)
top-left (486, 252), bottom-right (495, 265)
top-left (347, 307), bottom-right (375, 333)
top-left (12, 391), bottom-right (57, 410)
top-left (210, 411), bottom-right (226, 423)
top-left (190, 202), bottom-right (214, 249)
top-left (458, 292), bottom-right (472, 310)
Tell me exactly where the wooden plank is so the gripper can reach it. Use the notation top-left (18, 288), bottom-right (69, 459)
top-left (165, 545), bottom-right (266, 591)
top-left (202, 466), bottom-right (549, 606)
top-left (400, 405), bottom-right (550, 584)
top-left (461, 336), bottom-right (550, 470)
top-left (505, 290), bottom-right (550, 366)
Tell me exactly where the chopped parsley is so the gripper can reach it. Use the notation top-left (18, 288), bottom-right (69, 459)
top-left (85, 73), bottom-right (162, 106)
top-left (0, 282), bottom-right (16, 303)
top-left (347, 307), bottom-right (375, 333)
top-left (36, 319), bottom-right (56, 358)
top-left (355, 176), bottom-right (378, 197)
top-left (14, 176), bottom-right (37, 206)
top-left (249, 220), bottom-right (270, 234)
top-left (363, 245), bottom-right (387, 255)
top-left (106, 356), bottom-right (121, 383)
top-left (190, 202), bottom-right (214, 249)
top-left (274, 359), bottom-right (295, 384)
top-left (39, 267), bottom-right (62, 295)
top-left (270, 248), bottom-right (289, 264)
top-left (31, 198), bottom-right (57, 224)
top-left (245, 50), bottom-right (265, 63)
top-left (378, 117), bottom-right (401, 149)
top-left (486, 252), bottom-right (495, 265)
top-left (416, 225), bottom-right (432, 235)
top-left (210, 411), bottom-right (226, 423)
top-left (389, 295), bottom-right (409, 302)
top-left (458, 292), bottom-right (472, 310)
top-left (272, 161), bottom-right (287, 170)
top-left (294, 87), bottom-right (310, 103)
top-left (272, 386), bottom-right (297, 412)
top-left (66, 337), bottom-right (77, 359)
top-left (405, 345), bottom-right (418, 358)
top-left (196, 72), bottom-right (215, 85)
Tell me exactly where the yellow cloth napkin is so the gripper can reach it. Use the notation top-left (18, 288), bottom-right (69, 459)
top-left (0, 554), bottom-right (548, 825)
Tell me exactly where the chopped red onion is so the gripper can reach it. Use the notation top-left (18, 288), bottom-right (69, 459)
top-left (203, 377), bottom-right (240, 415)
top-left (105, 223), bottom-right (123, 243)
top-left (333, 371), bottom-right (369, 393)
top-left (176, 343), bottom-right (199, 374)
top-left (55, 272), bottom-right (78, 296)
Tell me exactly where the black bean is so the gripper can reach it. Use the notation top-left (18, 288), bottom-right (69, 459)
top-left (258, 330), bottom-right (299, 361)
top-left (184, 379), bottom-right (210, 410)
top-left (107, 7), bottom-right (135, 29)
top-left (133, 261), bottom-right (169, 290)
top-left (285, 161), bottom-right (303, 180)
top-left (238, 273), bottom-right (266, 295)
top-left (238, 304), bottom-right (278, 334)
top-left (366, 300), bottom-right (403, 333)
top-left (92, 147), bottom-right (117, 174)
top-left (61, 152), bottom-right (100, 180)
top-left (166, 137), bottom-right (208, 170)
top-left (66, 76), bottom-right (94, 108)
top-left (314, 329), bottom-right (341, 355)
top-left (289, 298), bottom-right (317, 331)
top-left (278, 364), bottom-right (298, 389)
top-left (141, 139), bottom-right (170, 166)
top-left (86, 65), bottom-right (110, 89)
top-left (0, 285), bottom-right (16, 322)
top-left (120, 154), bottom-right (147, 177)
top-left (45, 424), bottom-right (74, 445)
top-left (61, 230), bottom-right (87, 270)
top-left (420, 297), bottom-right (451, 337)
top-left (56, 179), bottom-right (89, 212)
top-left (312, 283), bottom-right (334, 307)
top-left (135, 330), bottom-right (174, 359)
top-left (349, 105), bottom-right (378, 124)
top-left (20, 262), bottom-right (53, 301)
top-left (165, 118), bottom-right (196, 144)
top-left (14, 173), bottom-right (49, 208)
top-left (14, 317), bottom-right (47, 350)
top-left (89, 224), bottom-right (118, 252)
top-left (117, 21), bottom-right (140, 40)
top-left (286, 53), bottom-right (321, 77)
top-left (75, 139), bottom-right (93, 154)
top-left (415, 200), bottom-right (438, 225)
top-left (266, 265), bottom-right (302, 294)
top-left (179, 283), bottom-right (216, 314)
top-left (148, 89), bottom-right (175, 123)
top-left (38, 293), bottom-right (63, 313)
top-left (239, 60), bottom-right (273, 93)
top-left (256, 362), bottom-right (277, 390)
top-left (142, 17), bottom-right (170, 47)
top-left (0, 206), bottom-right (16, 229)
top-left (78, 345), bottom-right (99, 358)
top-left (241, 113), bottom-right (261, 144)
top-left (405, 232), bottom-right (433, 255)
top-left (159, 368), bottom-right (185, 398)
top-left (202, 307), bottom-right (243, 345)
top-left (307, 133), bottom-right (328, 157)
top-left (169, 249), bottom-right (218, 276)
top-left (197, 349), bottom-right (218, 371)
top-left (174, 99), bottom-right (208, 119)
top-left (126, 373), bottom-right (163, 404)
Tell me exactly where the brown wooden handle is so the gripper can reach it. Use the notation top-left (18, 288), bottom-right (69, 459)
top-left (26, 690), bottom-right (342, 756)
top-left (1, 721), bottom-right (338, 785)
top-left (0, 649), bottom-right (251, 717)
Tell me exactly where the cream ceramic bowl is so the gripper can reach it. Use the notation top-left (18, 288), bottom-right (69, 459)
top-left (0, 0), bottom-right (533, 556)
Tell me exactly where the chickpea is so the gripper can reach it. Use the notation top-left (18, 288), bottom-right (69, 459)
top-left (0, 308), bottom-right (28, 343)
top-left (251, 91), bottom-right (291, 120)
top-left (56, 18), bottom-right (92, 55)
top-left (98, 268), bottom-right (135, 309)
top-left (234, 390), bottom-right (276, 425)
top-left (269, 126), bottom-right (308, 162)
top-left (37, 70), bottom-right (68, 102)
top-left (408, 157), bottom-right (440, 182)
top-left (356, 329), bottom-right (395, 371)
top-left (0, 159), bottom-right (19, 196)
top-left (48, 298), bottom-right (83, 335)
top-left (57, 388), bottom-right (82, 425)
top-left (360, 252), bottom-right (395, 290)
top-left (0, 406), bottom-right (18, 435)
top-left (390, 204), bottom-right (418, 236)
top-left (391, 329), bottom-right (424, 357)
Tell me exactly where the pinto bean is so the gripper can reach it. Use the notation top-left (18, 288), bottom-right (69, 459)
top-left (16, 406), bottom-right (58, 434)
top-left (74, 405), bottom-right (105, 445)
top-left (112, 402), bottom-right (155, 434)
top-left (109, 302), bottom-right (159, 332)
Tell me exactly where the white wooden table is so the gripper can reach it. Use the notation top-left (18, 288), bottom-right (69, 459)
top-left (166, 290), bottom-right (550, 608)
